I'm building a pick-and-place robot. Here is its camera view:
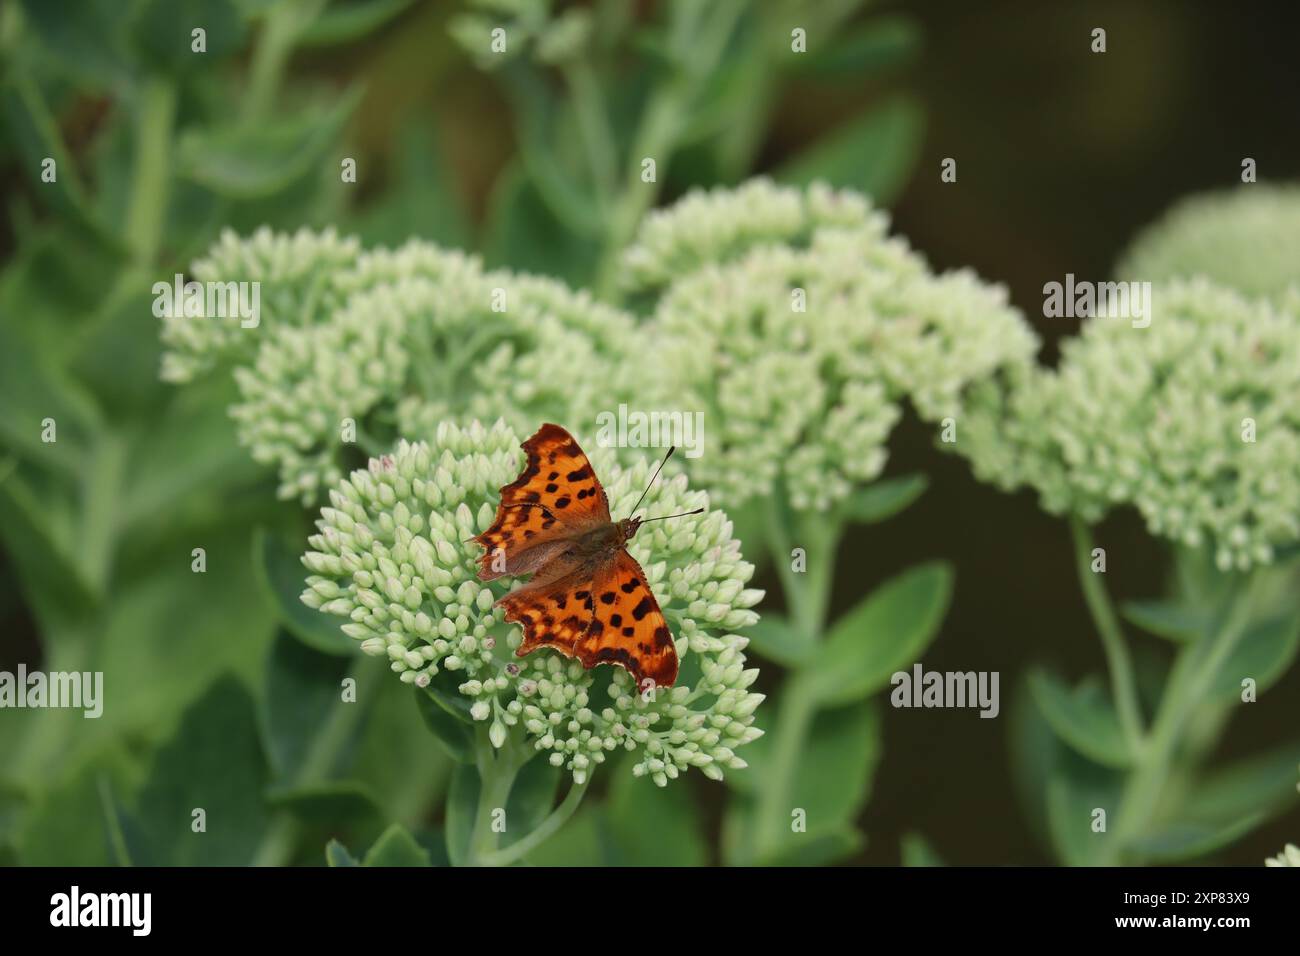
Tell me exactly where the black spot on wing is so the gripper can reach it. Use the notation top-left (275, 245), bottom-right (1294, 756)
top-left (595, 647), bottom-right (634, 667)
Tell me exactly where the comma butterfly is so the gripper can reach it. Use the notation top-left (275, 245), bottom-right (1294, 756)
top-left (474, 423), bottom-right (700, 689)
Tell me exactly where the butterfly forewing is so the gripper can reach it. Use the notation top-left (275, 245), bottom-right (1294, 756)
top-left (473, 422), bottom-right (609, 580)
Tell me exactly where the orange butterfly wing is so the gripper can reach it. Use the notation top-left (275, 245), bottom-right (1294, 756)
top-left (473, 423), bottom-right (609, 581)
top-left (496, 568), bottom-right (597, 660)
top-left (477, 423), bottom-right (679, 688)
top-left (576, 550), bottom-right (679, 689)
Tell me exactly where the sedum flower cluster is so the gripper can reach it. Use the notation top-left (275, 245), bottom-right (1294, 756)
top-left (164, 230), bottom-right (641, 502)
top-left (1266, 844), bottom-right (1300, 867)
top-left (300, 421), bottom-right (765, 786)
top-left (621, 179), bottom-right (1039, 511)
top-left (160, 226), bottom-right (361, 383)
top-left (958, 279), bottom-right (1300, 570)
top-left (1116, 183), bottom-right (1300, 304)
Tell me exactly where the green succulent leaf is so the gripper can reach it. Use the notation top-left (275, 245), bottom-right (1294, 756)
top-left (362, 823), bottom-right (433, 867)
top-left (1027, 670), bottom-right (1134, 768)
top-left (803, 562), bottom-right (953, 706)
top-left (261, 628), bottom-right (353, 780)
top-left (724, 703), bottom-right (881, 866)
top-left (1185, 743), bottom-right (1300, 824)
top-left (1128, 813), bottom-right (1267, 864)
top-left (176, 89), bottom-right (361, 199)
top-left (1121, 599), bottom-right (1211, 643)
top-left (795, 15), bottom-right (922, 77)
top-left (741, 613), bottom-right (814, 669)
top-left (606, 765), bottom-right (707, 867)
top-left (265, 780), bottom-right (383, 825)
top-left (135, 677), bottom-right (271, 866)
top-left (443, 764), bottom-right (480, 866)
top-left (256, 528), bottom-right (354, 656)
top-left (414, 685), bottom-right (476, 763)
top-left (503, 757), bottom-right (560, 844)
top-left (133, 0), bottom-right (246, 71)
top-left (776, 94), bottom-right (924, 205)
top-left (1045, 756), bottom-right (1123, 867)
top-left (15, 752), bottom-right (135, 866)
top-left (1210, 612), bottom-right (1300, 699)
top-left (836, 473), bottom-right (928, 526)
top-left (482, 162), bottom-right (598, 285)
top-left (762, 825), bottom-right (865, 867)
top-left (325, 838), bottom-right (359, 867)
top-left (299, 0), bottom-right (417, 47)
top-left (16, 0), bottom-right (138, 87)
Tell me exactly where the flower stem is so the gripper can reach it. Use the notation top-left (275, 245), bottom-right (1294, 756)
top-left (749, 675), bottom-right (817, 863)
top-left (768, 498), bottom-right (838, 642)
top-left (243, 0), bottom-right (325, 123)
top-left (593, 0), bottom-right (745, 300)
top-left (752, 498), bottom-right (845, 863)
top-left (1069, 517), bottom-right (1145, 752)
top-left (465, 727), bottom-right (522, 865)
top-left (562, 60), bottom-right (617, 207)
top-left (80, 430), bottom-right (129, 594)
top-left (124, 77), bottom-right (176, 264)
top-left (1101, 571), bottom-right (1262, 864)
top-left (478, 775), bottom-right (591, 867)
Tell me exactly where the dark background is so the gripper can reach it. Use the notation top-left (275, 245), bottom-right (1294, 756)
top-left (858, 0), bottom-right (1300, 864)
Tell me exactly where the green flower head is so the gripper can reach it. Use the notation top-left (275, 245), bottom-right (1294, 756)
top-left (178, 232), bottom-right (641, 502)
top-left (301, 420), bottom-right (764, 786)
top-left (1116, 183), bottom-right (1300, 304)
top-left (958, 279), bottom-right (1300, 569)
top-left (625, 181), bottom-right (1037, 511)
top-left (621, 177), bottom-right (885, 294)
top-left (160, 226), bottom-right (361, 383)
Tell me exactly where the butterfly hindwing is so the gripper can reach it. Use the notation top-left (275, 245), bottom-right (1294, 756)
top-left (576, 549), bottom-right (679, 690)
top-left (473, 423), bottom-right (610, 580)
top-left (497, 568), bottom-right (595, 660)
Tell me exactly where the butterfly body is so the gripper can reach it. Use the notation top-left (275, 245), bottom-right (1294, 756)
top-left (474, 425), bottom-right (679, 688)
top-left (573, 517), bottom-right (640, 557)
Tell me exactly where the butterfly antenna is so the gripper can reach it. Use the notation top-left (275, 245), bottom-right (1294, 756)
top-left (638, 508), bottom-right (704, 523)
top-left (627, 446), bottom-right (675, 518)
